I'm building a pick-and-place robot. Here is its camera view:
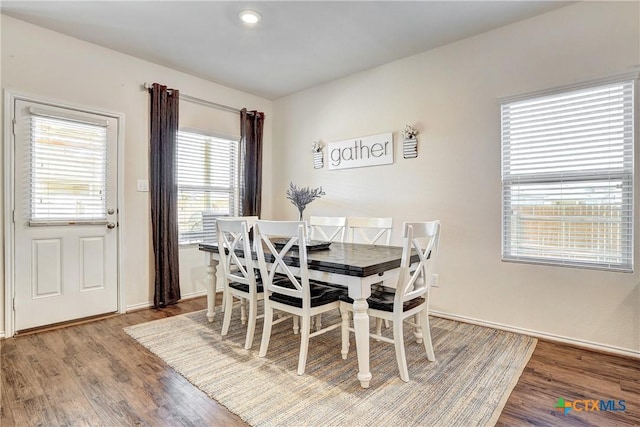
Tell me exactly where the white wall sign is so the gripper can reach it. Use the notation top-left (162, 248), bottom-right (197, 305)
top-left (328, 132), bottom-right (393, 170)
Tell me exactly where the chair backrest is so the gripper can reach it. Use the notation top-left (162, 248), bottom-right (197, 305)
top-left (254, 220), bottom-right (312, 307)
top-left (220, 215), bottom-right (259, 228)
top-left (347, 217), bottom-right (393, 245)
top-left (396, 221), bottom-right (441, 304)
top-left (309, 216), bottom-right (346, 242)
top-left (216, 217), bottom-right (259, 290)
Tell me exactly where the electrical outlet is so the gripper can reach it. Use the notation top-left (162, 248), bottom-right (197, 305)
top-left (432, 273), bottom-right (439, 287)
top-left (137, 179), bottom-right (149, 192)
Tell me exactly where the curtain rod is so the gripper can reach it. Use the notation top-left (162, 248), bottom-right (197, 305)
top-left (142, 82), bottom-right (241, 114)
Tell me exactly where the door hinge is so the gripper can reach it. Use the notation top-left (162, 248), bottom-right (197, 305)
top-left (12, 210), bottom-right (15, 223)
top-left (12, 297), bottom-right (16, 311)
top-left (11, 118), bottom-right (16, 136)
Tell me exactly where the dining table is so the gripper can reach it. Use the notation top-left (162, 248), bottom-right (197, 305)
top-left (199, 241), bottom-right (418, 389)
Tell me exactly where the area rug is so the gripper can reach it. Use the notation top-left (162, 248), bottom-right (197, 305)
top-left (125, 309), bottom-right (536, 426)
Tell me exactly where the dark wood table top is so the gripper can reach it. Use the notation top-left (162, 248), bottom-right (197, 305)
top-left (199, 241), bottom-right (417, 278)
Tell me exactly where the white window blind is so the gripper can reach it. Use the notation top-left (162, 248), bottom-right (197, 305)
top-left (28, 112), bottom-right (108, 224)
top-left (501, 80), bottom-right (634, 271)
top-left (176, 130), bottom-right (239, 244)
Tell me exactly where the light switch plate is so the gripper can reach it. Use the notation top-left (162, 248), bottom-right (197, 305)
top-left (432, 274), bottom-right (439, 287)
top-left (137, 179), bottom-right (149, 192)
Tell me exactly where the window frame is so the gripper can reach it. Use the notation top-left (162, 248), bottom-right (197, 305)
top-left (176, 128), bottom-right (240, 245)
top-left (500, 75), bottom-right (636, 272)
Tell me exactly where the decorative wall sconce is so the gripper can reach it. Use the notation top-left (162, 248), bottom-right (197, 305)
top-left (401, 124), bottom-right (419, 159)
top-left (312, 140), bottom-right (324, 169)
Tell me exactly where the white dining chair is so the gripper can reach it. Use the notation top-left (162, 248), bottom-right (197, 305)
top-left (306, 216), bottom-right (348, 330)
top-left (255, 220), bottom-right (345, 375)
top-left (347, 216), bottom-right (393, 331)
top-left (216, 216), bottom-right (262, 350)
top-left (309, 216), bottom-right (347, 242)
top-left (340, 220), bottom-right (441, 382)
top-left (347, 216), bottom-right (392, 245)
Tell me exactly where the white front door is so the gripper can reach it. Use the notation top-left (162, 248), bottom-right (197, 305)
top-left (12, 99), bottom-right (119, 331)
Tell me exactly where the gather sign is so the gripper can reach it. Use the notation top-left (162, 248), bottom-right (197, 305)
top-left (327, 132), bottom-right (393, 170)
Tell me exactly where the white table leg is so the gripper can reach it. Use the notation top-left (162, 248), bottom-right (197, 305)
top-left (352, 297), bottom-right (372, 388)
top-left (206, 254), bottom-right (217, 323)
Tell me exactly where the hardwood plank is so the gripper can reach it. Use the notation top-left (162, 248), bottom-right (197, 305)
top-left (2, 296), bottom-right (638, 426)
top-left (497, 340), bottom-right (640, 427)
top-left (1, 297), bottom-right (245, 427)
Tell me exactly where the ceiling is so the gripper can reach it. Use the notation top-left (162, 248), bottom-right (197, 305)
top-left (1, 1), bottom-right (573, 100)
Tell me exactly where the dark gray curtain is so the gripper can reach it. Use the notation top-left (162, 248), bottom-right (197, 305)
top-left (149, 83), bottom-right (181, 307)
top-left (239, 108), bottom-right (264, 217)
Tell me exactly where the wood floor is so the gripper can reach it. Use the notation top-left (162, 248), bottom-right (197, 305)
top-left (1, 297), bottom-right (638, 427)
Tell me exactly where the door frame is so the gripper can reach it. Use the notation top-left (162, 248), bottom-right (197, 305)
top-left (3, 90), bottom-right (126, 337)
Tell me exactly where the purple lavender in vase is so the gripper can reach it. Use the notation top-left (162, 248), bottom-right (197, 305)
top-left (286, 182), bottom-right (325, 221)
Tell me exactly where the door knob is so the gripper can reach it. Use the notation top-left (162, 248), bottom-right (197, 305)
top-left (107, 208), bottom-right (115, 215)
top-left (107, 222), bottom-right (116, 229)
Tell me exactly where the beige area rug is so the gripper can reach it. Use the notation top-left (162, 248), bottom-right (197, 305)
top-left (125, 309), bottom-right (536, 427)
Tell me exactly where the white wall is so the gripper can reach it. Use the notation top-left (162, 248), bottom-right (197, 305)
top-left (0, 15), bottom-right (273, 331)
top-left (272, 2), bottom-right (640, 354)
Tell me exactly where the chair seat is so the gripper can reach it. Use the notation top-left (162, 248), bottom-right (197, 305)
top-left (339, 287), bottom-right (425, 312)
top-left (228, 281), bottom-right (264, 293)
top-left (270, 279), bottom-right (345, 308)
top-left (229, 272), bottom-right (291, 294)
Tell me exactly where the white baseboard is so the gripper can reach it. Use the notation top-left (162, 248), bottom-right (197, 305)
top-left (125, 301), bottom-right (152, 312)
top-left (125, 290), bottom-right (208, 313)
top-left (181, 290), bottom-right (208, 300)
top-left (0, 331), bottom-right (5, 339)
top-left (430, 310), bottom-right (640, 360)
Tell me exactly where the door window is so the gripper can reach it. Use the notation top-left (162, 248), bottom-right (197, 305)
top-left (28, 108), bottom-right (109, 225)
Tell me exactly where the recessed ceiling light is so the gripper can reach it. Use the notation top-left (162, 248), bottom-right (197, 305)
top-left (239, 10), bottom-right (261, 25)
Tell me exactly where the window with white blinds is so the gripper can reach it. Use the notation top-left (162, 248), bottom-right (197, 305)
top-left (29, 112), bottom-right (108, 224)
top-left (176, 130), bottom-right (239, 244)
top-left (501, 80), bottom-right (634, 271)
